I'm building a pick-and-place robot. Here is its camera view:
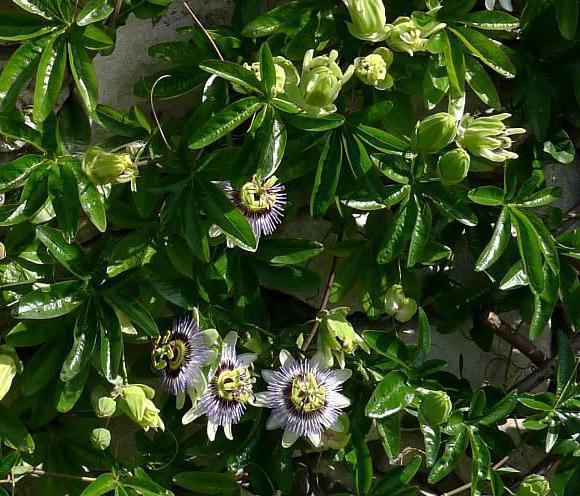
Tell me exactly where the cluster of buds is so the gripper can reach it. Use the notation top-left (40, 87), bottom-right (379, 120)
top-left (384, 284), bottom-right (417, 322)
top-left (456, 113), bottom-right (526, 162)
top-left (354, 47), bottom-right (394, 90)
top-left (82, 147), bottom-right (138, 186)
top-left (0, 345), bottom-right (22, 401)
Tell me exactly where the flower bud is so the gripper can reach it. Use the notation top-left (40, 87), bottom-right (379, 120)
top-left (385, 16), bottom-right (446, 56)
top-left (354, 47), bottom-right (394, 91)
top-left (118, 385), bottom-right (164, 432)
top-left (233, 57), bottom-right (300, 97)
top-left (437, 148), bottom-right (471, 184)
top-left (515, 475), bottom-right (551, 496)
top-left (395, 297), bottom-right (417, 322)
top-left (413, 112), bottom-right (457, 153)
top-left (82, 147), bottom-right (138, 185)
top-left (95, 397), bottom-right (117, 418)
top-left (420, 390), bottom-right (452, 425)
top-left (385, 285), bottom-right (418, 322)
top-left (0, 345), bottom-right (21, 401)
top-left (91, 428), bottom-right (111, 450)
top-left (456, 113), bottom-right (526, 163)
top-left (296, 50), bottom-right (354, 116)
top-left (343, 0), bottom-right (389, 42)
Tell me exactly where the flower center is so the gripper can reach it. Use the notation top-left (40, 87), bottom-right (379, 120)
top-left (290, 373), bottom-right (326, 413)
top-left (151, 333), bottom-right (188, 372)
top-left (168, 340), bottom-right (187, 370)
top-left (216, 367), bottom-right (252, 403)
top-left (240, 177), bottom-right (277, 212)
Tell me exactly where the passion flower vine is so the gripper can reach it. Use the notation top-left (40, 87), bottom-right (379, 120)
top-left (151, 316), bottom-right (211, 396)
top-left (256, 351), bottom-right (352, 448)
top-left (182, 332), bottom-right (257, 441)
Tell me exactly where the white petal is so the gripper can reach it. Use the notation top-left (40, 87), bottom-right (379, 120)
top-left (266, 414), bottom-right (285, 430)
top-left (331, 368), bottom-right (352, 384)
top-left (310, 352), bottom-right (327, 369)
top-left (175, 393), bottom-right (185, 410)
top-left (333, 392), bottom-right (351, 409)
top-left (261, 370), bottom-right (275, 383)
top-left (223, 331), bottom-right (238, 348)
top-left (192, 370), bottom-right (207, 394)
top-left (238, 353), bottom-right (257, 365)
top-left (279, 349), bottom-right (294, 368)
top-left (308, 432), bottom-right (322, 447)
top-left (207, 421), bottom-right (218, 441)
top-left (253, 392), bottom-right (269, 407)
top-left (182, 406), bottom-right (202, 425)
top-left (224, 423), bottom-right (233, 440)
top-left (281, 430), bottom-right (299, 448)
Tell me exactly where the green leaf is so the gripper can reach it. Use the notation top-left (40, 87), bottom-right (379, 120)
top-left (196, 179), bottom-right (257, 250)
top-left (98, 301), bottom-right (123, 382)
top-left (465, 57), bottom-right (501, 109)
top-left (80, 24), bottom-right (114, 51)
top-left (518, 393), bottom-right (554, 411)
top-left (441, 31), bottom-right (465, 99)
top-left (415, 308), bottom-right (431, 366)
top-left (0, 12), bottom-right (57, 41)
top-left (426, 183), bottom-right (478, 226)
top-left (377, 200), bottom-right (416, 264)
top-left (255, 106), bottom-right (287, 178)
top-left (428, 426), bottom-right (468, 484)
top-left (60, 301), bottom-right (98, 381)
top-left (0, 115), bottom-right (44, 150)
top-left (510, 208), bottom-right (545, 295)
top-left (181, 191), bottom-right (210, 262)
top-left (241, 0), bottom-right (315, 37)
top-left (255, 238), bottom-right (323, 265)
top-left (134, 66), bottom-right (206, 99)
top-left (524, 74), bottom-right (550, 141)
top-left (68, 42), bottom-right (98, 114)
top-left (259, 42), bottom-right (276, 98)
top-left (57, 362), bottom-right (89, 413)
top-left (0, 155), bottom-right (45, 193)
top-left (554, 0), bottom-right (579, 39)
top-left (543, 129), bottom-right (575, 164)
top-left (6, 320), bottom-right (62, 347)
top-left (49, 161), bottom-right (80, 242)
top-left (469, 428), bottom-right (491, 495)
top-left (347, 417), bottom-right (373, 496)
top-left (76, 0), bottom-right (114, 26)
top-left (104, 290), bottom-right (159, 337)
top-left (20, 340), bottom-right (65, 395)
top-left (450, 27), bottom-right (516, 78)
top-left (356, 125), bottom-right (409, 154)
top-left (33, 34), bottom-right (67, 123)
top-left (80, 474), bottom-right (117, 496)
top-left (499, 260), bottom-right (528, 290)
top-left (285, 112), bottom-right (345, 132)
top-left (363, 331), bottom-right (409, 367)
top-left (372, 455), bottom-right (422, 496)
top-left (365, 371), bottom-right (414, 419)
top-left (174, 472), bottom-right (239, 495)
top-left (560, 263), bottom-right (580, 332)
top-left (476, 392), bottom-right (517, 425)
top-left (469, 186), bottom-right (505, 206)
top-left (73, 163), bottom-right (107, 232)
top-left (188, 96), bottom-right (263, 149)
top-left (475, 208), bottom-right (511, 271)
top-left (377, 414), bottom-right (400, 459)
top-left (557, 332), bottom-right (575, 396)
top-left (36, 225), bottom-right (89, 277)
top-left (199, 60), bottom-right (262, 94)
top-left (514, 187), bottom-right (562, 209)
top-left (407, 196), bottom-right (432, 268)
top-left (0, 405), bottom-right (35, 453)
top-left (310, 131), bottom-right (342, 217)
top-left (15, 281), bottom-right (85, 319)
top-left (13, 0), bottom-right (59, 20)
top-left (252, 260), bottom-right (320, 292)
top-left (462, 11), bottom-right (519, 30)
top-left (421, 422), bottom-right (440, 468)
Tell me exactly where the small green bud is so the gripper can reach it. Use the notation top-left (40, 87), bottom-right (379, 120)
top-left (385, 16), bottom-right (446, 56)
top-left (91, 428), bottom-right (111, 450)
top-left (413, 112), bottom-right (457, 153)
top-left (118, 384), bottom-right (164, 432)
top-left (0, 345), bottom-right (21, 401)
top-left (82, 147), bottom-right (138, 185)
top-left (437, 148), bottom-right (471, 184)
top-left (344, 0), bottom-right (389, 42)
top-left (96, 397), bottom-right (117, 418)
top-left (395, 297), bottom-right (417, 322)
top-left (234, 57), bottom-right (300, 97)
top-left (385, 285), bottom-right (418, 322)
top-left (516, 475), bottom-right (551, 496)
top-left (354, 47), bottom-right (394, 91)
top-left (420, 390), bottom-right (452, 425)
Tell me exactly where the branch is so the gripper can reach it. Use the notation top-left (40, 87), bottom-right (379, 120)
top-left (443, 456), bottom-right (510, 496)
top-left (483, 311), bottom-right (548, 366)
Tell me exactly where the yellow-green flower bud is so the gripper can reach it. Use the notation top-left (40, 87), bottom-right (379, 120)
top-left (91, 428), bottom-right (111, 450)
top-left (395, 297), bottom-right (417, 322)
top-left (413, 112), bottom-right (457, 153)
top-left (385, 285), bottom-right (418, 322)
top-left (516, 475), bottom-right (551, 496)
top-left (296, 50), bottom-right (355, 116)
top-left (0, 345), bottom-right (21, 401)
top-left (456, 113), bottom-right (526, 163)
top-left (420, 390), bottom-right (452, 425)
top-left (118, 385), bottom-right (164, 432)
top-left (233, 57), bottom-right (300, 97)
top-left (95, 397), bottom-right (117, 418)
top-left (82, 147), bottom-right (138, 186)
top-left (437, 148), bottom-right (471, 184)
top-left (385, 15), bottom-right (446, 56)
top-left (354, 47), bottom-right (394, 90)
top-left (343, 0), bottom-right (389, 42)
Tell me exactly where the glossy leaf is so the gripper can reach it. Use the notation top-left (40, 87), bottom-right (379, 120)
top-left (199, 60), bottom-right (262, 94)
top-left (98, 301), bottom-right (123, 382)
top-left (80, 474), bottom-right (117, 496)
top-left (76, 0), bottom-right (114, 26)
top-left (465, 56), bottom-right (501, 109)
top-left (174, 472), bottom-right (239, 495)
top-left (365, 371), bottom-right (414, 419)
top-left (15, 281), bottom-right (85, 319)
top-left (0, 155), bottom-right (45, 193)
top-left (476, 392), bottom-right (517, 425)
top-left (407, 196), bottom-right (432, 268)
top-left (0, 405), bottom-right (35, 453)
top-left (377, 200), bottom-right (416, 264)
top-left (463, 11), bottom-right (519, 30)
top-left (311, 131), bottom-right (341, 217)
top-left (428, 426), bottom-right (468, 484)
top-left (377, 414), bottom-right (400, 459)
top-left (33, 34), bottom-right (67, 123)
top-left (510, 208), bottom-right (545, 295)
top-left (0, 12), bottom-right (57, 41)
top-left (48, 161), bottom-right (80, 242)
top-left (68, 42), bottom-right (98, 114)
top-left (469, 186), bottom-right (505, 206)
top-left (60, 301), bottom-right (98, 381)
top-left (36, 225), bottom-right (89, 277)
top-left (475, 208), bottom-right (511, 271)
top-left (554, 0), bottom-right (579, 39)
top-left (104, 290), bottom-right (159, 337)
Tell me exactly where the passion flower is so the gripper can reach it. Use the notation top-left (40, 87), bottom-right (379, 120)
top-left (256, 351), bottom-right (351, 448)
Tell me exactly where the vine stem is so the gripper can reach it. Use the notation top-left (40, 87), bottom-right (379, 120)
top-left (0, 470), bottom-right (98, 485)
top-left (442, 456), bottom-right (510, 496)
top-left (183, 1), bottom-right (224, 61)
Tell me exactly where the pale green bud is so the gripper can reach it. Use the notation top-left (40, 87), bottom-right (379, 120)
top-left (354, 47), bottom-right (394, 91)
top-left (91, 428), bottom-right (111, 450)
top-left (395, 297), bottom-right (417, 322)
top-left (234, 57), bottom-right (300, 97)
top-left (437, 148), bottom-right (471, 184)
top-left (343, 0), bottom-right (389, 42)
top-left (516, 475), bottom-right (551, 496)
top-left (384, 285), bottom-right (418, 322)
top-left (82, 147), bottom-right (138, 185)
top-left (413, 112), bottom-right (457, 153)
top-left (420, 390), bottom-right (452, 425)
top-left (297, 50), bottom-right (354, 116)
top-left (385, 15), bottom-right (446, 56)
top-left (456, 113), bottom-right (526, 163)
top-left (118, 385), bottom-right (164, 432)
top-left (95, 397), bottom-right (117, 418)
top-left (0, 345), bottom-right (21, 401)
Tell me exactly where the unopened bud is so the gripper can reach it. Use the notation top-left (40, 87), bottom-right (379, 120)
top-left (413, 112), bottom-right (457, 153)
top-left (437, 148), bottom-right (471, 184)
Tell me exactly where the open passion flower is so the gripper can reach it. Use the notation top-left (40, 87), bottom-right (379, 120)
top-left (182, 332), bottom-right (257, 441)
top-left (256, 351), bottom-right (351, 448)
top-left (151, 316), bottom-right (211, 396)
top-left (218, 175), bottom-right (286, 243)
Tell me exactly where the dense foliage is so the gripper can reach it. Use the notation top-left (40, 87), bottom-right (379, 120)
top-left (0, 0), bottom-right (579, 495)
